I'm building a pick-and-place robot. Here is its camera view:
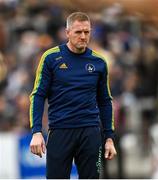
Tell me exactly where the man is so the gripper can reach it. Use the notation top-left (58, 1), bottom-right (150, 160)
top-left (30, 12), bottom-right (117, 179)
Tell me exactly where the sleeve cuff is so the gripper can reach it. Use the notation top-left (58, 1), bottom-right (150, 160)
top-left (103, 129), bottom-right (115, 142)
top-left (32, 125), bottom-right (42, 134)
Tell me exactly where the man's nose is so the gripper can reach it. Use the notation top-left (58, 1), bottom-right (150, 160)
top-left (80, 32), bottom-right (86, 39)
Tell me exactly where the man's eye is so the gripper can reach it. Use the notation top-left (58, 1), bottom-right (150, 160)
top-left (75, 31), bottom-right (81, 34)
top-left (85, 31), bottom-right (89, 34)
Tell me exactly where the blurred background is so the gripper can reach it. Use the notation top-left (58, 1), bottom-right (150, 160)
top-left (0, 0), bottom-right (158, 178)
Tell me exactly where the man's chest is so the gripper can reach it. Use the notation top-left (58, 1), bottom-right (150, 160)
top-left (51, 56), bottom-right (101, 87)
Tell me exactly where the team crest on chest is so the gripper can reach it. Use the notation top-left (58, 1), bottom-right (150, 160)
top-left (85, 64), bottom-right (95, 73)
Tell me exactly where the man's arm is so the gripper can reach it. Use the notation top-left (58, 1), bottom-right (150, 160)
top-left (97, 61), bottom-right (117, 160)
top-left (29, 53), bottom-right (52, 157)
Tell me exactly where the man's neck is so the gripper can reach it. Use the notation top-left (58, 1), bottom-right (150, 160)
top-left (66, 42), bottom-right (86, 54)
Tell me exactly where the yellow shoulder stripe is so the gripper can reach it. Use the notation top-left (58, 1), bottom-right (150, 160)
top-left (32, 46), bottom-right (60, 95)
top-left (92, 50), bottom-right (107, 62)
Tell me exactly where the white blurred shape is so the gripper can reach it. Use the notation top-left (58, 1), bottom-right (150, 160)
top-left (0, 133), bottom-right (19, 178)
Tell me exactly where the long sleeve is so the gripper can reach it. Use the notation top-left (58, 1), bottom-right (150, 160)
top-left (97, 61), bottom-right (115, 141)
top-left (29, 53), bottom-right (52, 134)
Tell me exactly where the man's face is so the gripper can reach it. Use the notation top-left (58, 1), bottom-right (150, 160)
top-left (66, 20), bottom-right (91, 52)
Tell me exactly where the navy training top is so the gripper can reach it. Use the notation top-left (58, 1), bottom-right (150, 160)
top-left (30, 44), bottom-right (115, 140)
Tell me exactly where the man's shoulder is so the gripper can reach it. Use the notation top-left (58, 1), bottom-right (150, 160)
top-left (42, 46), bottom-right (61, 58)
top-left (90, 49), bottom-right (107, 65)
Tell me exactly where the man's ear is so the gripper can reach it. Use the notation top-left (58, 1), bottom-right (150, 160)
top-left (65, 29), bottom-right (69, 38)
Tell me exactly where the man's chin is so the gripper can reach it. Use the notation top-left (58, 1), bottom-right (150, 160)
top-left (77, 44), bottom-right (87, 50)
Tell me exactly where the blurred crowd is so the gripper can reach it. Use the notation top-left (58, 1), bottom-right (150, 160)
top-left (0, 0), bottom-right (158, 178)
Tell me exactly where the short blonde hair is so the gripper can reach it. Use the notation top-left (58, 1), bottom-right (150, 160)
top-left (66, 12), bottom-right (90, 29)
